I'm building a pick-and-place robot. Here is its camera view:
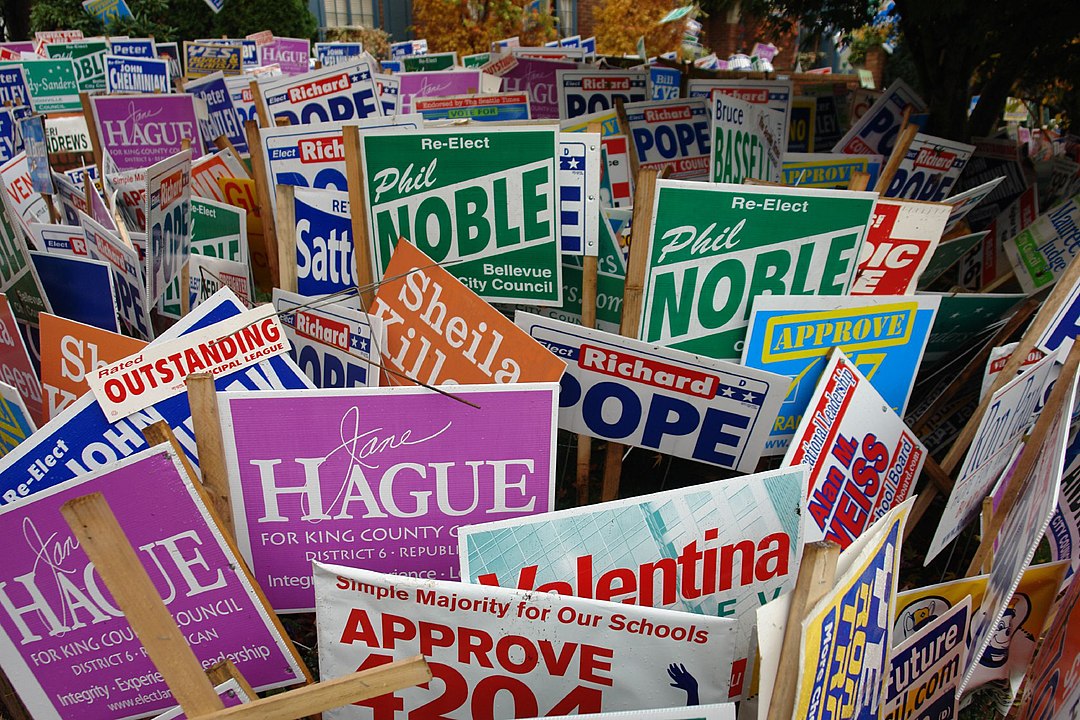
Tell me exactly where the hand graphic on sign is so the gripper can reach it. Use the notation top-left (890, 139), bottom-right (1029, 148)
top-left (667, 662), bottom-right (699, 705)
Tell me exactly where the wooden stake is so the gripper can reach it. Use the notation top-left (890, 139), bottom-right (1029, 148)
top-left (186, 373), bottom-right (235, 540)
top-left (206, 661), bottom-right (257, 701)
top-left (214, 134), bottom-right (242, 158)
top-left (342, 125), bottom-right (376, 304)
top-left (61, 492), bottom-right (226, 717)
top-left (979, 497), bottom-right (994, 574)
top-left (80, 91), bottom-right (104, 177)
top-left (847, 170), bottom-right (870, 192)
top-left (600, 168), bottom-right (660, 502)
top-left (613, 98), bottom-right (638, 179)
top-left (766, 541), bottom-right (840, 720)
top-left (244, 120), bottom-right (280, 287)
top-left (275, 184), bottom-right (298, 293)
top-left (181, 261), bottom-right (191, 315)
top-left (873, 122), bottom-right (918, 194)
top-left (250, 80), bottom-right (270, 128)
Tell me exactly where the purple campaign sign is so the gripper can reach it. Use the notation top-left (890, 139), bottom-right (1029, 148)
top-left (90, 95), bottom-right (204, 171)
top-left (258, 38), bottom-right (310, 76)
top-left (397, 70), bottom-right (481, 115)
top-left (498, 57), bottom-right (577, 119)
top-left (219, 383), bottom-right (559, 612)
top-left (0, 446), bottom-right (306, 720)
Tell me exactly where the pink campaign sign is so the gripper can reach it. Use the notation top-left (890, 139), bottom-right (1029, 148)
top-left (219, 383), bottom-right (559, 612)
top-left (397, 70), bottom-right (482, 115)
top-left (258, 38), bottom-right (310, 76)
top-left (90, 95), bottom-right (205, 171)
top-left (0, 446), bottom-right (306, 720)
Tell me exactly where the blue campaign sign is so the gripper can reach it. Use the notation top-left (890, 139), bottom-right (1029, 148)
top-left (185, 72), bottom-right (248, 155)
top-left (0, 64), bottom-right (31, 108)
top-left (624, 97), bottom-right (710, 180)
top-left (29, 252), bottom-right (119, 333)
top-left (104, 55), bottom-right (169, 93)
top-left (315, 42), bottom-right (363, 67)
top-left (558, 134), bottom-right (600, 255)
top-left (0, 289), bottom-right (313, 506)
top-left (558, 69), bottom-right (648, 119)
top-left (262, 60), bottom-right (381, 125)
top-left (742, 296), bottom-right (939, 456)
top-left (109, 38), bottom-right (156, 58)
top-left (580, 37), bottom-right (596, 55)
top-left (390, 40), bottom-right (427, 60)
top-left (380, 60), bottom-right (403, 73)
top-left (292, 187), bottom-right (356, 296)
top-left (648, 66), bottom-right (681, 100)
top-left (17, 115), bottom-right (53, 195)
top-left (81, 0), bottom-right (133, 23)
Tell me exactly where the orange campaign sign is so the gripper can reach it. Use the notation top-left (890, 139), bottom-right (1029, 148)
top-left (369, 239), bottom-right (567, 387)
top-left (39, 313), bottom-right (147, 423)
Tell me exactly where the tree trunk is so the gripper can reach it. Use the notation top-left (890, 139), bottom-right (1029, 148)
top-left (2, 0), bottom-right (32, 41)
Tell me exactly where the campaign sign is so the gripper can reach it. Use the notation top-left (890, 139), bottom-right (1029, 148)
top-left (2, 152), bottom-right (52, 239)
top-left (648, 66), bottom-right (681, 100)
top-left (183, 42), bottom-right (242, 79)
top-left (184, 72), bottom-right (248, 155)
top-left (222, 75), bottom-right (258, 124)
top-left (145, 150), bottom-right (192, 306)
top-left (461, 52), bottom-right (490, 68)
top-left (78, 211), bottom-right (152, 339)
top-left (272, 289), bottom-right (381, 388)
top-left (109, 38), bottom-right (156, 58)
top-left (90, 94), bottom-right (203, 170)
top-left (460, 467), bottom-right (804, 699)
top-left (787, 98), bottom-right (815, 153)
top-left (710, 93), bottom-right (783, 184)
top-left (494, 57), bottom-right (578, 120)
top-left (742, 295), bottom-right (938, 455)
top-left (941, 176), bottom-right (1004, 234)
top-left (558, 132), bottom-right (600, 255)
top-left (156, 42), bottom-right (182, 82)
top-left (517, 312), bottom-right (787, 471)
top-left (638, 181), bottom-right (876, 359)
top-left (781, 153), bottom-right (883, 189)
top-left (1006, 194), bottom-right (1080, 294)
top-left (834, 79), bottom-right (926, 156)
top-left (1, 59), bottom-right (80, 112)
top-left (39, 313), bottom-right (146, 422)
top-left (390, 39), bottom-right (428, 59)
top-left (690, 79), bottom-right (791, 130)
top-left (370, 240), bottom-right (567, 387)
top-left (315, 42), bottom-right (363, 67)
top-left (413, 93), bottom-right (531, 122)
top-left (373, 73), bottom-right (399, 116)
top-left (361, 126), bottom-right (563, 306)
top-left (186, 254), bottom-right (251, 310)
top-left (397, 69), bottom-right (482, 115)
top-left (964, 185), bottom-right (1039, 290)
top-left (28, 223), bottom-right (84, 256)
top-left (885, 134), bottom-right (975, 202)
top-left (44, 40), bottom-right (107, 93)
top-left (0, 294), bottom-right (42, 426)
top-left (885, 595), bottom-right (969, 720)
top-left (0, 64), bottom-right (30, 108)
top-left (0, 202), bottom-right (51, 328)
top-left (1017, 566), bottom-right (1080, 718)
top-left (292, 187), bottom-right (355, 295)
top-left (851, 200), bottom-right (950, 295)
top-left (44, 113), bottom-right (92, 156)
top-left (17, 114), bottom-right (51, 195)
top-left (783, 350), bottom-right (926, 547)
top-left (82, 0), bottom-right (132, 22)
top-left (926, 350), bottom-right (1058, 563)
top-left (0, 108), bottom-right (21, 163)
top-left (259, 37), bottom-right (311, 76)
top-left (558, 69), bottom-right (647, 120)
top-left (261, 60), bottom-right (381, 126)
top-left (623, 98), bottom-right (710, 180)
top-left (152, 680), bottom-right (251, 719)
top-left (219, 383), bottom-right (558, 611)
top-left (402, 52), bottom-right (457, 72)
top-left (953, 136), bottom-right (1028, 226)
top-left (103, 54), bottom-right (169, 93)
top-left (0, 445), bottom-right (307, 720)
top-left (315, 562), bottom-right (738, 716)
top-left (0, 380), bottom-right (35, 456)
top-left (29, 253), bottom-right (118, 333)
top-left (918, 232), bottom-right (986, 290)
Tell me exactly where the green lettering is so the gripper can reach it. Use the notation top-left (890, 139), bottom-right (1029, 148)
top-left (748, 248), bottom-right (790, 300)
top-left (413, 196), bottom-right (452, 261)
top-left (493, 177), bottom-right (520, 248)
top-left (699, 259), bottom-right (745, 329)
top-left (375, 207), bottom-right (407, 267)
top-left (819, 232), bottom-right (860, 293)
top-left (520, 166), bottom-right (550, 244)
top-left (647, 266), bottom-right (697, 342)
top-left (455, 185), bottom-right (490, 257)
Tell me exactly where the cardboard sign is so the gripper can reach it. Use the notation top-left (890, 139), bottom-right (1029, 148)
top-left (44, 40), bottom-right (107, 93)
top-left (190, 148), bottom-right (248, 202)
top-left (647, 66), bottom-right (681, 101)
top-left (953, 136), bottom-right (1028, 227)
top-left (402, 52), bottom-right (457, 72)
top-left (918, 232), bottom-right (986, 289)
top-left (492, 57), bottom-right (578, 119)
top-left (39, 313), bottom-right (146, 423)
top-left (370, 240), bottom-right (566, 387)
top-left (315, 42), bottom-right (364, 67)
top-left (516, 312), bottom-right (787, 471)
top-left (1016, 565), bottom-right (1080, 718)
top-left (30, 252), bottom-right (118, 333)
top-left (219, 383), bottom-right (558, 611)
top-left (921, 292), bottom-right (1026, 364)
top-left (82, 0), bottom-right (132, 22)
top-left (184, 72), bottom-right (248, 155)
top-left (145, 150), bottom-right (192, 306)
top-left (851, 200), bottom-right (950, 294)
top-left (260, 60), bottom-right (381, 125)
top-left (884, 597), bottom-right (969, 720)
top-left (941, 176), bottom-right (1004, 233)
top-left (224, 74), bottom-right (260, 124)
top-left (361, 127), bottom-right (563, 306)
top-left (781, 153), bottom-right (882, 189)
top-left (0, 64), bottom-right (30, 107)
top-left (638, 181), bottom-right (876, 359)
top-left (622, 97), bottom-right (710, 180)
top-left (0, 202), bottom-right (51, 328)
top-left (90, 94), bottom-right (203, 170)
top-left (0, 445), bottom-right (307, 719)
top-left (461, 52), bottom-right (490, 69)
top-left (397, 69), bottom-right (483, 115)
top-left (109, 38), bottom-right (156, 58)
top-left (557, 132), bottom-right (601, 255)
top-left (460, 466), bottom-right (805, 698)
top-left (315, 561), bottom-right (738, 715)
top-left (258, 37), bottom-right (310, 76)
top-left (557, 69), bottom-right (647, 120)
top-left (289, 187), bottom-right (355, 295)
top-left (1005, 194), bottom-right (1080, 294)
top-left (926, 350), bottom-right (1058, 563)
top-left (413, 93), bottom-right (531, 122)
top-left (151, 679), bottom-right (251, 719)
top-left (1, 152), bottom-right (51, 239)
top-left (272, 288), bottom-right (382, 388)
top-left (44, 113), bottom-right (92, 156)
top-left (373, 73), bottom-right (399, 115)
top-left (87, 304), bottom-right (288, 420)
top-left (18, 114), bottom-right (51, 195)
top-left (187, 254), bottom-right (251, 310)
top-left (783, 350), bottom-right (926, 547)
top-left (981, 342), bottom-right (1045, 399)
top-left (885, 134), bottom-right (975, 202)
top-left (0, 379), bottom-right (36, 456)
top-left (0, 107), bottom-right (24, 164)
top-left (103, 54), bottom-right (169, 93)
top-left (710, 92), bottom-right (783, 184)
top-left (833, 79), bottom-right (926, 156)
top-left (963, 185), bottom-right (1039, 290)
top-left (787, 97), bottom-right (815, 153)
top-left (390, 39), bottom-right (428, 59)
top-left (1, 59), bottom-right (80, 112)
top-left (0, 294), bottom-right (42, 425)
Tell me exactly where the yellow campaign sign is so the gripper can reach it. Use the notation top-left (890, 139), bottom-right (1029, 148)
top-left (761, 300), bottom-right (919, 363)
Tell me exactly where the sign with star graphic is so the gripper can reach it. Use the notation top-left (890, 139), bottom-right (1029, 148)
top-left (514, 311), bottom-right (789, 472)
top-left (0, 59), bottom-right (80, 113)
top-left (557, 133), bottom-right (600, 255)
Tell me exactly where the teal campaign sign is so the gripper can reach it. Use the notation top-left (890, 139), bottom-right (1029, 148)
top-left (45, 40), bottom-right (108, 93)
top-left (0, 60), bottom-right (80, 112)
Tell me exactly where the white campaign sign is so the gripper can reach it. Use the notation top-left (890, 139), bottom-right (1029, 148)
top-left (260, 60), bottom-right (382, 125)
top-left (144, 149), bottom-right (192, 306)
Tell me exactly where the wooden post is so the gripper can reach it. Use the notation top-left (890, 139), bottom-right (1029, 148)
top-left (214, 134), bottom-right (242, 158)
top-left (613, 98), bottom-right (639, 179)
top-left (873, 121), bottom-right (918, 194)
top-left (206, 661), bottom-right (257, 701)
top-left (600, 168), bottom-right (660, 502)
top-left (181, 261), bottom-right (191, 315)
top-left (0, 669), bottom-right (32, 720)
top-left (765, 541), bottom-right (840, 720)
top-left (61, 492), bottom-right (227, 717)
top-left (979, 497), bottom-right (994, 574)
top-left (847, 170), bottom-right (871, 192)
top-left (80, 91), bottom-right (104, 177)
top-left (244, 120), bottom-right (280, 287)
top-left (250, 80), bottom-right (270, 128)
top-left (342, 125), bottom-right (376, 304)
top-left (186, 373), bottom-right (235, 540)
top-left (275, 184), bottom-right (299, 293)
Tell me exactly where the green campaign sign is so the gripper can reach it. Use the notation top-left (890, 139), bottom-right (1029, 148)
top-left (0, 60), bottom-right (80, 112)
top-left (361, 126), bottom-right (562, 306)
top-left (45, 40), bottom-right (108, 93)
top-left (402, 52), bottom-right (457, 72)
top-left (638, 181), bottom-right (876, 358)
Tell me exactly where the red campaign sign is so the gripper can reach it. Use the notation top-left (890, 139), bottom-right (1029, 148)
top-left (851, 199), bottom-right (950, 295)
top-left (0, 295), bottom-right (42, 426)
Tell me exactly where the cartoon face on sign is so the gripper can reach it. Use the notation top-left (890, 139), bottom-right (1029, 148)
top-left (983, 594), bottom-right (1032, 669)
top-left (896, 595), bottom-right (948, 638)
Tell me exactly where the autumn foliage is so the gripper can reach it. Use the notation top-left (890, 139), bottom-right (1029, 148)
top-left (593, 0), bottom-right (685, 57)
top-left (412, 0), bottom-right (558, 55)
